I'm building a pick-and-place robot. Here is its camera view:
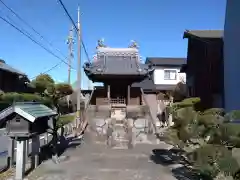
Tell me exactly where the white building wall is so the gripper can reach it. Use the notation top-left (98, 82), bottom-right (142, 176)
top-left (224, 0), bottom-right (240, 111)
top-left (153, 67), bottom-right (186, 85)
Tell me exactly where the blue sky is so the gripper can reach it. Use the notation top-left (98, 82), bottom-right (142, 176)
top-left (0, 0), bottom-right (226, 89)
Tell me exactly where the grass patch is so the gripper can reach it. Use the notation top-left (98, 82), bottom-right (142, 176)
top-left (56, 115), bottom-right (75, 128)
top-left (0, 168), bottom-right (14, 180)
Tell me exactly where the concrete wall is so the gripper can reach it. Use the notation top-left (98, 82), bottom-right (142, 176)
top-left (224, 0), bottom-right (240, 111)
top-left (153, 67), bottom-right (186, 85)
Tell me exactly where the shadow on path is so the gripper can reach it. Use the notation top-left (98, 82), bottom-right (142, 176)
top-left (150, 148), bottom-right (205, 180)
top-left (25, 135), bottom-right (82, 176)
top-left (40, 135), bottom-right (82, 162)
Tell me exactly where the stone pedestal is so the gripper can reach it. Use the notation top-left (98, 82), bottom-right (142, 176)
top-left (31, 136), bottom-right (40, 168)
top-left (15, 140), bottom-right (26, 180)
top-left (8, 138), bottom-right (15, 168)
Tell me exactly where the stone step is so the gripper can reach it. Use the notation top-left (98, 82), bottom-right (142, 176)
top-left (114, 131), bottom-right (127, 137)
top-left (112, 140), bottom-right (130, 149)
top-left (114, 138), bottom-right (128, 142)
top-left (116, 119), bottom-right (125, 124)
top-left (112, 145), bottom-right (129, 149)
top-left (115, 123), bottom-right (125, 127)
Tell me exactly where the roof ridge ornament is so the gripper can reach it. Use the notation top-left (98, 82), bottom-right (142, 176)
top-left (96, 38), bottom-right (107, 49)
top-left (128, 40), bottom-right (139, 49)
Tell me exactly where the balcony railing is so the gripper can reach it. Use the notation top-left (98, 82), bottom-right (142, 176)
top-left (110, 98), bottom-right (126, 105)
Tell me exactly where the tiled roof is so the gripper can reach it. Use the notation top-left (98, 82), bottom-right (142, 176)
top-left (155, 84), bottom-right (177, 91)
top-left (84, 56), bottom-right (152, 76)
top-left (0, 61), bottom-right (25, 75)
top-left (97, 47), bottom-right (138, 54)
top-left (145, 57), bottom-right (186, 66)
top-left (183, 30), bottom-right (223, 39)
top-left (132, 76), bottom-right (156, 91)
top-left (132, 77), bottom-right (178, 91)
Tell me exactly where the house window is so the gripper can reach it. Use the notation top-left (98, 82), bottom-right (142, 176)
top-left (164, 70), bottom-right (177, 80)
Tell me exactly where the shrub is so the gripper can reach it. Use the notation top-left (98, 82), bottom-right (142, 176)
top-left (203, 108), bottom-right (225, 116)
top-left (56, 115), bottom-right (75, 128)
top-left (0, 92), bottom-right (53, 111)
top-left (162, 97), bottom-right (240, 179)
top-left (189, 144), bottom-right (239, 178)
top-left (58, 99), bottom-right (73, 115)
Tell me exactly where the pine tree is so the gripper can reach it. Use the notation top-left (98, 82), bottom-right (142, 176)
top-left (162, 97), bottom-right (240, 179)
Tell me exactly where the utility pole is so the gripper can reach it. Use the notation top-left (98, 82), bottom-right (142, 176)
top-left (76, 6), bottom-right (82, 131)
top-left (67, 25), bottom-right (74, 84)
top-left (87, 69), bottom-right (91, 90)
top-left (88, 80), bottom-right (91, 90)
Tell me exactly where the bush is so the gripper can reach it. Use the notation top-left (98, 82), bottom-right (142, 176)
top-left (56, 115), bottom-right (75, 128)
top-left (58, 99), bottom-right (73, 115)
top-left (0, 92), bottom-right (53, 111)
top-left (162, 97), bottom-right (240, 179)
top-left (189, 144), bottom-right (239, 178)
top-left (203, 108), bottom-right (225, 116)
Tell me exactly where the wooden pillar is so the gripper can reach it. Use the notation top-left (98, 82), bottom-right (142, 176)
top-left (107, 85), bottom-right (110, 104)
top-left (127, 85), bottom-right (130, 105)
top-left (25, 139), bottom-right (29, 162)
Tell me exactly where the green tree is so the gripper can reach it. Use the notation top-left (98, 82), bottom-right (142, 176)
top-left (44, 83), bottom-right (73, 113)
top-left (162, 98), bottom-right (240, 179)
top-left (31, 74), bottom-right (55, 95)
top-left (172, 81), bottom-right (188, 102)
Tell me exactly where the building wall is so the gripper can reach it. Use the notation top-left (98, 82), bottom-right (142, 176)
top-left (185, 37), bottom-right (223, 109)
top-left (0, 70), bottom-right (29, 93)
top-left (0, 70), bottom-right (18, 92)
top-left (224, 0), bottom-right (240, 111)
top-left (153, 66), bottom-right (186, 85)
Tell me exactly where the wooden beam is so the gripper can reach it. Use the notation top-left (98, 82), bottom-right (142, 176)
top-left (127, 85), bottom-right (130, 105)
top-left (107, 85), bottom-right (110, 104)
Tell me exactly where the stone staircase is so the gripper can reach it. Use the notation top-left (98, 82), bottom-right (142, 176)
top-left (86, 104), bottom-right (162, 150)
top-left (111, 121), bottom-right (129, 149)
top-left (108, 105), bottom-right (130, 149)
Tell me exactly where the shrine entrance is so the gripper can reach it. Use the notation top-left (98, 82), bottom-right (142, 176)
top-left (83, 40), bottom-right (158, 149)
top-left (109, 83), bottom-right (128, 105)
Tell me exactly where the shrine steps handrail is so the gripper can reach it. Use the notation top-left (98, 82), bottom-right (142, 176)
top-left (77, 87), bottom-right (95, 135)
top-left (140, 88), bottom-right (159, 136)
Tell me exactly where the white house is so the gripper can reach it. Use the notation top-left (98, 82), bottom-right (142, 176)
top-left (145, 57), bottom-right (186, 91)
top-left (223, 0), bottom-right (240, 112)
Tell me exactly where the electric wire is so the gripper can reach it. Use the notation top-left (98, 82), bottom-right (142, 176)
top-left (0, 14), bottom-right (72, 67)
top-left (0, 14), bottom-right (76, 79)
top-left (30, 62), bottom-right (63, 80)
top-left (0, 1), bottom-right (76, 79)
top-left (57, 0), bottom-right (91, 63)
top-left (0, 0), bottom-right (68, 60)
top-left (0, 10), bottom-right (64, 79)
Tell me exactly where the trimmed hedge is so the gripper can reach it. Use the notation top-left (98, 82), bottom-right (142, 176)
top-left (0, 93), bottom-right (73, 114)
top-left (0, 93), bottom-right (53, 111)
top-left (57, 115), bottom-right (75, 128)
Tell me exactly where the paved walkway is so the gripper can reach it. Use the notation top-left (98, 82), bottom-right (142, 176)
top-left (26, 137), bottom-right (181, 180)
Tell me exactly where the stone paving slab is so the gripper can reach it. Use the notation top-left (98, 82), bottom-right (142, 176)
top-left (26, 139), bottom-right (178, 180)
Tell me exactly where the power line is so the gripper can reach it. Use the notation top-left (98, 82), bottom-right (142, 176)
top-left (0, 14), bottom-right (75, 70)
top-left (0, 0), bottom-right (68, 60)
top-left (0, 8), bottom-right (34, 41)
top-left (57, 0), bottom-right (91, 63)
top-left (30, 62), bottom-right (63, 80)
top-left (0, 0), bottom-right (77, 79)
top-left (0, 10), bottom-right (67, 80)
